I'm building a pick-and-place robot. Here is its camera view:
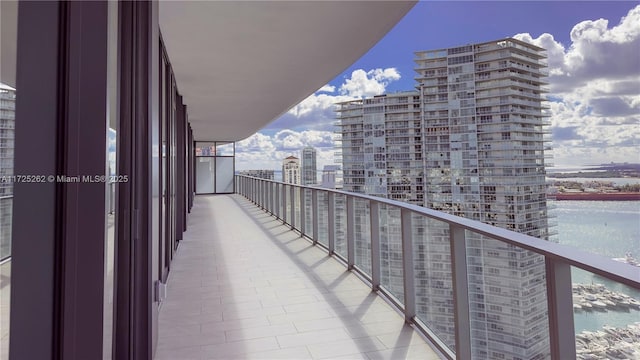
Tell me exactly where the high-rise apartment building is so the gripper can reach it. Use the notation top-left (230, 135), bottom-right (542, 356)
top-left (282, 155), bottom-right (301, 184)
top-left (337, 38), bottom-right (552, 359)
top-left (239, 169), bottom-right (275, 180)
top-left (301, 146), bottom-right (317, 185)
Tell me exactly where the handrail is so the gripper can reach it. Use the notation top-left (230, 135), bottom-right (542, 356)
top-left (241, 178), bottom-right (638, 288)
top-left (235, 175), bottom-right (640, 360)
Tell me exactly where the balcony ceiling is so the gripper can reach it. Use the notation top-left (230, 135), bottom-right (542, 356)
top-left (159, 1), bottom-right (416, 142)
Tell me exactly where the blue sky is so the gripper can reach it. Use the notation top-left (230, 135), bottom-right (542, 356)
top-left (236, 1), bottom-right (640, 171)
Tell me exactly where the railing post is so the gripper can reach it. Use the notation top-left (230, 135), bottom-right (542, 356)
top-left (328, 192), bottom-right (335, 255)
top-left (450, 224), bottom-right (472, 360)
top-left (346, 196), bottom-right (355, 270)
top-left (546, 258), bottom-right (576, 360)
top-left (370, 201), bottom-right (381, 291)
top-left (300, 188), bottom-right (306, 236)
top-left (401, 208), bottom-right (415, 323)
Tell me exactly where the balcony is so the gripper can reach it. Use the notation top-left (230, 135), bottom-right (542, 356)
top-left (154, 194), bottom-right (442, 360)
top-left (234, 175), bottom-right (639, 360)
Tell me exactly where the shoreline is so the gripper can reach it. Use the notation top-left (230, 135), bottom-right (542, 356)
top-left (549, 192), bottom-right (640, 201)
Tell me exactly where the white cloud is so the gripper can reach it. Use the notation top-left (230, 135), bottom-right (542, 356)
top-left (236, 130), bottom-right (337, 171)
top-left (515, 5), bottom-right (640, 167)
top-left (318, 84), bottom-right (336, 93)
top-left (269, 67), bottom-right (401, 132)
top-left (338, 68), bottom-right (401, 98)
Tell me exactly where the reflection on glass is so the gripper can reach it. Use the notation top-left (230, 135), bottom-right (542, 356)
top-left (572, 267), bottom-right (640, 358)
top-left (466, 232), bottom-right (549, 359)
top-left (215, 156), bottom-right (234, 193)
top-left (353, 198), bottom-right (371, 274)
top-left (0, 1), bottom-right (16, 349)
top-left (293, 187), bottom-right (300, 230)
top-left (215, 142), bottom-right (234, 157)
top-left (195, 141), bottom-right (216, 156)
top-left (413, 215), bottom-right (455, 351)
top-left (303, 188), bottom-right (313, 236)
top-left (195, 141), bottom-right (235, 194)
top-left (378, 204), bottom-right (404, 301)
top-left (334, 194), bottom-right (346, 257)
top-left (0, 84), bottom-right (15, 261)
top-left (103, 1), bottom-right (118, 355)
top-left (316, 191), bottom-right (328, 246)
top-left (195, 157), bottom-right (215, 194)
top-left (103, 129), bottom-right (116, 359)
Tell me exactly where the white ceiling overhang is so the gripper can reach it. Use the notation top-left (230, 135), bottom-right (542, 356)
top-left (159, 1), bottom-right (416, 142)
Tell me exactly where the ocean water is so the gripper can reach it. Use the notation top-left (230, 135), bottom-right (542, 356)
top-left (552, 200), bottom-right (640, 332)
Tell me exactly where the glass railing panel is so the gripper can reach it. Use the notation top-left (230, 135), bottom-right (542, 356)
top-left (353, 198), bottom-right (371, 275)
top-left (277, 183), bottom-right (283, 219)
top-left (0, 196), bottom-right (12, 261)
top-left (303, 188), bottom-right (313, 237)
top-left (317, 191), bottom-right (329, 247)
top-left (286, 185), bottom-right (293, 225)
top-left (465, 231), bottom-right (550, 360)
top-left (293, 186), bottom-right (301, 230)
top-left (413, 214), bottom-right (455, 352)
top-left (1, 3), bottom-right (17, 355)
top-left (334, 193), bottom-right (347, 258)
top-left (572, 266), bottom-right (640, 359)
top-left (378, 204), bottom-right (404, 301)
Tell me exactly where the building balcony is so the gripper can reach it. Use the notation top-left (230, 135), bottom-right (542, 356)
top-left (153, 194), bottom-right (442, 359)
top-left (235, 175), bottom-right (640, 360)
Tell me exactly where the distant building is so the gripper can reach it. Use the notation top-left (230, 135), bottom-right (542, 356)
top-left (321, 165), bottom-right (340, 189)
top-left (238, 169), bottom-right (274, 180)
top-left (337, 38), bottom-right (553, 360)
top-left (301, 147), bottom-right (317, 185)
top-left (282, 156), bottom-right (300, 184)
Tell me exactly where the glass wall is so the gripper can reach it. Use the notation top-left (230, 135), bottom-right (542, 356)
top-left (102, 1), bottom-right (118, 357)
top-left (195, 141), bottom-right (235, 194)
top-left (0, 0), bottom-right (17, 357)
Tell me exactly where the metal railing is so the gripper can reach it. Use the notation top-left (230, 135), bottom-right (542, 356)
top-left (235, 175), bottom-right (640, 360)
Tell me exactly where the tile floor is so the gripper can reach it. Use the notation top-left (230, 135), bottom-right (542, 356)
top-left (155, 194), bottom-right (443, 360)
